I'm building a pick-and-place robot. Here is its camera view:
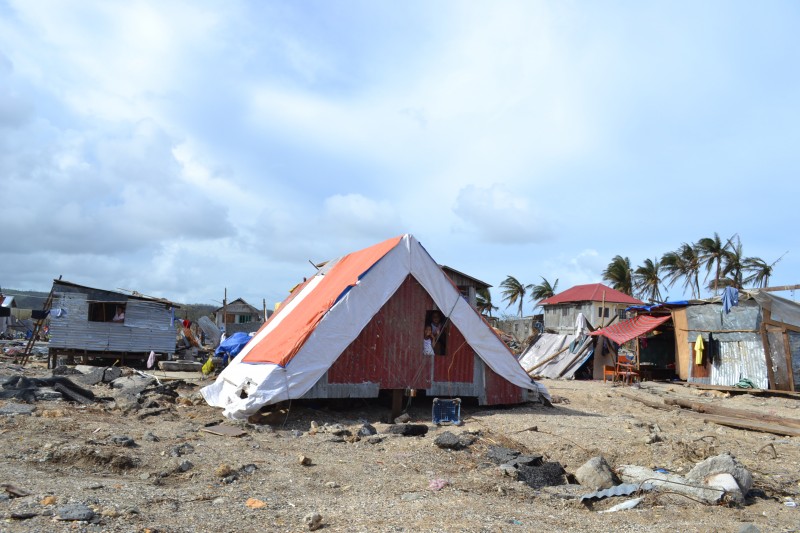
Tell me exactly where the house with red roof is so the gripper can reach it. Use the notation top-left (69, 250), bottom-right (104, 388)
top-left (537, 283), bottom-right (643, 334)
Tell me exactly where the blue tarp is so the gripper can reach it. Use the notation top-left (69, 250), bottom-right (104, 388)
top-left (215, 332), bottom-right (252, 364)
top-left (625, 301), bottom-right (689, 312)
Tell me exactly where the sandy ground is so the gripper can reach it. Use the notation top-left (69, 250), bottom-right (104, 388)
top-left (0, 359), bottom-right (799, 532)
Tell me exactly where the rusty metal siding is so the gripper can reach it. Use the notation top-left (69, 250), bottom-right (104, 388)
top-left (49, 293), bottom-right (175, 355)
top-left (483, 363), bottom-right (526, 405)
top-left (433, 323), bottom-right (474, 383)
top-left (328, 275), bottom-right (433, 389)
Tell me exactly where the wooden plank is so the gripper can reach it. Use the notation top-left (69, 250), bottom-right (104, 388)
top-left (200, 424), bottom-right (247, 437)
top-left (698, 414), bottom-right (800, 437)
top-left (663, 397), bottom-right (800, 429)
top-left (526, 345), bottom-right (570, 375)
top-left (761, 308), bottom-right (777, 390)
top-left (682, 382), bottom-right (800, 399)
top-left (783, 330), bottom-right (796, 392)
top-left (617, 390), bottom-right (678, 412)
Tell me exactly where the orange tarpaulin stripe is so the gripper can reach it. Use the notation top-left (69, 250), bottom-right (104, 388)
top-left (242, 235), bottom-right (404, 367)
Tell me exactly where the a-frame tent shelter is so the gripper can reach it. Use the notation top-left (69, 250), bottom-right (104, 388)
top-left (202, 234), bottom-right (542, 419)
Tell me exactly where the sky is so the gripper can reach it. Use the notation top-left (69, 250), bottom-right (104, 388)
top-left (1, 1), bottom-right (798, 316)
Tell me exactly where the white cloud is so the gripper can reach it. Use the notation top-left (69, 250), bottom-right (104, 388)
top-left (452, 183), bottom-right (552, 244)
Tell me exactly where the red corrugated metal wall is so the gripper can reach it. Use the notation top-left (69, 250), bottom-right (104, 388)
top-left (433, 322), bottom-right (474, 382)
top-left (328, 275), bottom-right (433, 389)
top-left (327, 274), bottom-right (525, 403)
top-left (484, 364), bottom-right (526, 405)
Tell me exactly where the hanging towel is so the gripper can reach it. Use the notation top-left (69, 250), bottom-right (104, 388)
top-left (694, 334), bottom-right (705, 365)
top-left (722, 287), bottom-right (739, 314)
top-left (147, 350), bottom-right (156, 369)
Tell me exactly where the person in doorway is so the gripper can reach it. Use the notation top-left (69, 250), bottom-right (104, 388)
top-left (112, 306), bottom-right (125, 323)
top-left (430, 311), bottom-right (446, 355)
top-left (423, 325), bottom-right (435, 356)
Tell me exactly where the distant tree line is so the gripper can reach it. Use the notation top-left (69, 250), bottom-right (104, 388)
top-left (485, 232), bottom-right (786, 317)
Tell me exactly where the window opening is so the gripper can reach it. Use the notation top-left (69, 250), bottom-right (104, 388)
top-left (88, 302), bottom-right (126, 323)
top-left (425, 310), bottom-right (448, 355)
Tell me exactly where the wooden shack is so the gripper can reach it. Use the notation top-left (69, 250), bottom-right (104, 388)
top-left (48, 279), bottom-right (179, 366)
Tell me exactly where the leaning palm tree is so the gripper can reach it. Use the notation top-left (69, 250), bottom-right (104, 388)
top-left (743, 252), bottom-right (786, 289)
top-left (530, 277), bottom-right (559, 305)
top-left (476, 287), bottom-right (498, 317)
top-left (721, 236), bottom-right (745, 289)
top-left (661, 243), bottom-right (702, 298)
top-left (697, 233), bottom-right (728, 295)
top-left (602, 255), bottom-right (633, 296)
top-left (633, 258), bottom-right (664, 302)
top-left (499, 275), bottom-right (530, 317)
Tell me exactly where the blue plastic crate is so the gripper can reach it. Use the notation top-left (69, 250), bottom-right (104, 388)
top-left (432, 398), bottom-right (461, 425)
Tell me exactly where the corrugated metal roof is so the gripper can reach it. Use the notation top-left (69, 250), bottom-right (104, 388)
top-left (539, 284), bottom-right (643, 306)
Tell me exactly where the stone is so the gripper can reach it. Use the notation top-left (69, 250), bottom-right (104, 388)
top-left (457, 433), bottom-right (478, 447)
top-left (686, 453), bottom-right (753, 495)
top-left (498, 464), bottom-right (518, 478)
top-left (144, 432), bottom-right (159, 442)
top-left (357, 423), bottom-right (377, 437)
top-left (177, 460), bottom-right (194, 473)
top-left (507, 455), bottom-right (543, 468)
top-left (325, 481), bottom-right (339, 489)
top-left (394, 413), bottom-right (411, 424)
top-left (516, 462), bottom-right (567, 489)
top-left (0, 403), bottom-right (36, 416)
top-left (738, 524), bottom-right (760, 533)
top-left (222, 474), bottom-right (238, 484)
top-left (33, 388), bottom-right (63, 401)
top-left (575, 456), bottom-right (617, 491)
top-left (240, 464), bottom-right (258, 475)
top-left (486, 446), bottom-right (520, 465)
top-left (434, 431), bottom-right (463, 450)
top-left (384, 424), bottom-right (428, 437)
top-left (322, 423), bottom-right (351, 437)
top-left (40, 495), bottom-right (57, 506)
top-left (170, 443), bottom-right (194, 457)
top-left (291, 430), bottom-right (303, 438)
top-left (705, 473), bottom-right (744, 504)
top-left (304, 512), bottom-right (323, 531)
top-left (367, 436), bottom-right (383, 444)
top-left (111, 435), bottom-right (136, 447)
top-left (298, 455), bottom-right (312, 466)
top-left (56, 503), bottom-right (95, 521)
top-left (51, 365), bottom-right (81, 376)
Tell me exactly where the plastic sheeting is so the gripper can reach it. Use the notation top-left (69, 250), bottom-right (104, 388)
top-left (202, 234), bottom-right (539, 419)
top-left (215, 332), bottom-right (252, 361)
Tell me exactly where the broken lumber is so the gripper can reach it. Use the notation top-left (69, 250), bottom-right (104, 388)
top-left (663, 398), bottom-right (800, 430)
top-left (526, 346), bottom-right (570, 375)
top-left (617, 391), bottom-right (678, 412)
top-left (698, 414), bottom-right (800, 438)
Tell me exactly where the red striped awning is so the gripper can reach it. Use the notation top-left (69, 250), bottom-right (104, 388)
top-left (589, 315), bottom-right (671, 345)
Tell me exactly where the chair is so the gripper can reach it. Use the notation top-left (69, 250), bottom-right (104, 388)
top-left (614, 352), bottom-right (639, 385)
top-left (603, 365), bottom-right (616, 383)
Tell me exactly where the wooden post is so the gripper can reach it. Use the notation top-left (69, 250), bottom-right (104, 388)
top-left (391, 389), bottom-right (404, 420)
top-left (222, 288), bottom-right (227, 334)
top-left (263, 299), bottom-right (267, 322)
top-left (761, 308), bottom-right (777, 389)
top-left (782, 330), bottom-right (795, 392)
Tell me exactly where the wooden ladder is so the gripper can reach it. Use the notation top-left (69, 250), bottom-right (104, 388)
top-left (20, 280), bottom-right (58, 366)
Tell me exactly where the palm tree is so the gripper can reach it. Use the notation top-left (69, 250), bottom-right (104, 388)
top-left (661, 243), bottom-right (702, 298)
top-left (633, 258), bottom-right (664, 302)
top-left (743, 252), bottom-right (786, 288)
top-left (530, 277), bottom-right (559, 305)
top-left (602, 255), bottom-right (633, 296)
top-left (500, 275), bottom-right (530, 317)
top-left (476, 287), bottom-right (498, 317)
top-left (697, 233), bottom-right (728, 295)
top-left (721, 236), bottom-right (745, 289)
